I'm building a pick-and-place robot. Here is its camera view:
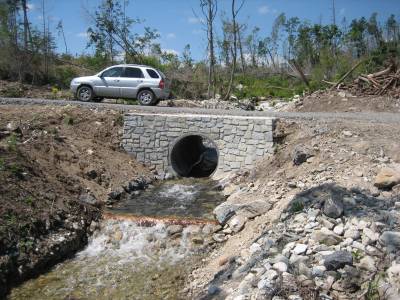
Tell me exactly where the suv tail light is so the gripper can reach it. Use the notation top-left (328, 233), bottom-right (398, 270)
top-left (159, 79), bottom-right (165, 89)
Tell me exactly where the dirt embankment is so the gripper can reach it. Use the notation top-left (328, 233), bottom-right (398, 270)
top-left (0, 105), bottom-right (151, 297)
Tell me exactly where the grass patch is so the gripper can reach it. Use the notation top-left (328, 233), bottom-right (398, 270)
top-left (63, 114), bottom-right (74, 125)
top-left (290, 201), bottom-right (305, 213)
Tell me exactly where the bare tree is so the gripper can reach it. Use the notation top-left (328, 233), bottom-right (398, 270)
top-left (56, 21), bottom-right (68, 54)
top-left (224, 0), bottom-right (245, 100)
top-left (199, 0), bottom-right (217, 98)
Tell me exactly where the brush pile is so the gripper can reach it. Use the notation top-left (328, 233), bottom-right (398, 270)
top-left (341, 64), bottom-right (400, 98)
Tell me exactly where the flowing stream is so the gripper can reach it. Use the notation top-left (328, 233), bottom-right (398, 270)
top-left (10, 178), bottom-right (225, 300)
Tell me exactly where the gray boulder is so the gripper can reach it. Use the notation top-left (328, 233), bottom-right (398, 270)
top-left (292, 145), bottom-right (313, 165)
top-left (323, 197), bottom-right (343, 218)
top-left (324, 251), bottom-right (353, 271)
top-left (379, 231), bottom-right (400, 251)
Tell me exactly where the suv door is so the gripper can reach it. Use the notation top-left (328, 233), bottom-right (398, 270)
top-left (96, 67), bottom-right (123, 97)
top-left (119, 67), bottom-right (145, 98)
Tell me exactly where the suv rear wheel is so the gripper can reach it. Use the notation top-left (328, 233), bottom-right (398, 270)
top-left (77, 86), bottom-right (94, 102)
top-left (137, 89), bottom-right (156, 106)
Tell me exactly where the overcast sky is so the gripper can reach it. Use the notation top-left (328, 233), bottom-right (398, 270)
top-left (26, 0), bottom-right (399, 61)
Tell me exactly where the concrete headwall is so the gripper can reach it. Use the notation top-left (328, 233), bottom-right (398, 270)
top-left (122, 112), bottom-right (275, 177)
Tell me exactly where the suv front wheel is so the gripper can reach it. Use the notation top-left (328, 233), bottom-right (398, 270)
top-left (77, 85), bottom-right (94, 102)
top-left (137, 90), bottom-right (156, 106)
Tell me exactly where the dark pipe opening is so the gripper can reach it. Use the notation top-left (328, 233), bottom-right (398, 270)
top-left (170, 135), bottom-right (218, 178)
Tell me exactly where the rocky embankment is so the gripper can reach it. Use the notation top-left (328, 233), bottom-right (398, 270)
top-left (188, 119), bottom-right (400, 300)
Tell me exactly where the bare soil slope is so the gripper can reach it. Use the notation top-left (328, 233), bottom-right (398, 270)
top-left (0, 105), bottom-right (151, 297)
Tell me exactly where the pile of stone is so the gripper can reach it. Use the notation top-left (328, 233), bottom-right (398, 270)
top-left (205, 175), bottom-right (400, 300)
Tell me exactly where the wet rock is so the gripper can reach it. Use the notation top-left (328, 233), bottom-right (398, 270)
top-left (293, 145), bottom-right (313, 166)
top-left (323, 251), bottom-right (353, 271)
top-left (379, 231), bottom-right (400, 251)
top-left (374, 168), bottom-right (400, 189)
top-left (113, 230), bottom-right (123, 241)
top-left (166, 225), bottom-right (183, 235)
top-left (323, 197), bottom-right (343, 218)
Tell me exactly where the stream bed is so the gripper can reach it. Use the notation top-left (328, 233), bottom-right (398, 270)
top-left (10, 178), bottom-right (225, 300)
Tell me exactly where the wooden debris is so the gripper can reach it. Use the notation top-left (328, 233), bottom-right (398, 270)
top-left (338, 64), bottom-right (400, 98)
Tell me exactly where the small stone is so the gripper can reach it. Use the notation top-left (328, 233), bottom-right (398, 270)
top-left (228, 215), bottom-right (247, 233)
top-left (264, 269), bottom-right (279, 281)
top-left (311, 228), bottom-right (343, 246)
top-left (374, 167), bottom-right (400, 189)
top-left (250, 243), bottom-right (262, 254)
top-left (319, 218), bottom-right (335, 230)
top-left (113, 230), bottom-right (123, 241)
top-left (324, 251), bottom-right (353, 271)
top-left (273, 262), bottom-right (288, 273)
top-left (333, 224), bottom-right (344, 236)
top-left (293, 145), bottom-right (313, 166)
top-left (213, 233), bottom-right (226, 243)
top-left (167, 225), bottom-right (183, 235)
top-left (358, 256), bottom-right (377, 272)
top-left (342, 130), bottom-right (353, 137)
top-left (363, 228), bottom-right (378, 243)
top-left (352, 241), bottom-right (365, 251)
top-left (292, 244), bottom-right (308, 255)
top-left (312, 265), bottom-right (326, 277)
top-left (344, 228), bottom-right (360, 240)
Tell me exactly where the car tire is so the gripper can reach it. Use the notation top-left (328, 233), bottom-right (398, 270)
top-left (77, 85), bottom-right (94, 102)
top-left (137, 90), bottom-right (156, 106)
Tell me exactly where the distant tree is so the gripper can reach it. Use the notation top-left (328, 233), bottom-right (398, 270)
top-left (199, 0), bottom-right (217, 98)
top-left (224, 0), bottom-right (245, 100)
top-left (86, 0), bottom-right (159, 64)
top-left (182, 44), bottom-right (193, 68)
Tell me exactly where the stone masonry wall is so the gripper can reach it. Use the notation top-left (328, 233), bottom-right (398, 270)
top-left (122, 113), bottom-right (275, 177)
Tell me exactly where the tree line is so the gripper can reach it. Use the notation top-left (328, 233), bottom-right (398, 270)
top-left (0, 0), bottom-right (399, 99)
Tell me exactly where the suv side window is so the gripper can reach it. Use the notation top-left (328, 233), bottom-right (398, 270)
top-left (146, 69), bottom-right (159, 79)
top-left (122, 67), bottom-right (144, 78)
top-left (101, 67), bottom-right (123, 77)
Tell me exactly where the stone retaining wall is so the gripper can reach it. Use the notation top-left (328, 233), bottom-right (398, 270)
top-left (122, 113), bottom-right (275, 177)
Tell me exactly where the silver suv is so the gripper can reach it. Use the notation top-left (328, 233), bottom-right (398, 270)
top-left (70, 64), bottom-right (171, 105)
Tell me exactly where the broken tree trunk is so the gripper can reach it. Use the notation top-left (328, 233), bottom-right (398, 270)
top-left (332, 60), bottom-right (365, 89)
top-left (290, 59), bottom-right (310, 87)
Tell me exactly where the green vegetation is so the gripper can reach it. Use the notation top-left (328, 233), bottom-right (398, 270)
top-left (0, 1), bottom-right (398, 99)
top-left (352, 249), bottom-right (364, 262)
top-left (63, 115), bottom-right (74, 126)
top-left (6, 134), bottom-right (18, 152)
top-left (290, 201), bottom-right (305, 213)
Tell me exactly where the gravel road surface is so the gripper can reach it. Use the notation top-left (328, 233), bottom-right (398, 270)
top-left (1, 97), bottom-right (400, 123)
